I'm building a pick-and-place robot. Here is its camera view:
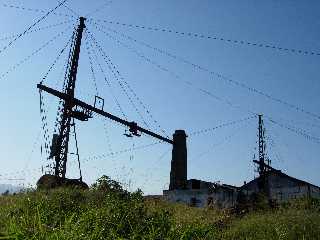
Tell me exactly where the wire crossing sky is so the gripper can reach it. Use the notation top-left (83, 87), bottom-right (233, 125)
top-left (0, 0), bottom-right (319, 194)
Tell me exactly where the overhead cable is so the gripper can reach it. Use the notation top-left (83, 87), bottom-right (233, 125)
top-left (191, 122), bottom-right (251, 161)
top-left (90, 23), bottom-right (319, 146)
top-left (93, 22), bottom-right (320, 122)
top-left (84, 33), bottom-right (100, 95)
top-left (81, 141), bottom-right (163, 164)
top-left (0, 0), bottom-right (68, 55)
top-left (91, 18), bottom-right (320, 57)
top-left (89, 22), bottom-right (256, 117)
top-left (0, 19), bottom-right (74, 42)
top-left (87, 36), bottom-right (128, 120)
top-left (87, 32), bottom-right (155, 130)
top-left (85, 1), bottom-right (113, 17)
top-left (1, 3), bottom-right (74, 19)
top-left (88, 29), bottom-right (170, 137)
top-left (266, 117), bottom-right (320, 144)
top-left (57, 0), bottom-right (80, 18)
top-left (189, 116), bottom-right (256, 137)
top-left (0, 27), bottom-right (69, 81)
top-left (41, 33), bottom-right (74, 84)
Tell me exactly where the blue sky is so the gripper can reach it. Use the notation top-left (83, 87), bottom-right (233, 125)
top-left (0, 0), bottom-right (319, 194)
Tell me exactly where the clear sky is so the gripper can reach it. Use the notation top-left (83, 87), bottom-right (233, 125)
top-left (0, 0), bottom-right (319, 194)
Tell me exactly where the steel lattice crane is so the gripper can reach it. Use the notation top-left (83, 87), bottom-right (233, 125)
top-left (50, 17), bottom-right (87, 179)
top-left (37, 17), bottom-right (173, 188)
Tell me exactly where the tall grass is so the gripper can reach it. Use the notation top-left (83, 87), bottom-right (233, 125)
top-left (0, 181), bottom-right (319, 239)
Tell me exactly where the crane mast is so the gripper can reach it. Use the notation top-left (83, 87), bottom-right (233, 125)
top-left (51, 17), bottom-right (86, 178)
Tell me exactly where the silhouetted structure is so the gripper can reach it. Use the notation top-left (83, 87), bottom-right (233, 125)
top-left (169, 130), bottom-right (187, 190)
top-left (164, 115), bottom-right (320, 208)
top-left (37, 17), bottom-right (173, 189)
top-left (164, 130), bottom-right (238, 208)
top-left (241, 168), bottom-right (320, 204)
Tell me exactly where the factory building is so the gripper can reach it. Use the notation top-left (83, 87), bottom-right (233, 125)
top-left (240, 168), bottom-right (320, 203)
top-left (163, 129), bottom-right (320, 208)
top-left (163, 130), bottom-right (239, 208)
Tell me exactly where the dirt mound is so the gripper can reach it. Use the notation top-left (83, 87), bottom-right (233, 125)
top-left (37, 174), bottom-right (89, 190)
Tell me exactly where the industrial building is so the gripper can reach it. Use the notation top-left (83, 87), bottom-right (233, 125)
top-left (163, 118), bottom-right (320, 208)
top-left (163, 130), bottom-right (239, 208)
top-left (163, 179), bottom-right (238, 208)
top-left (241, 168), bottom-right (320, 203)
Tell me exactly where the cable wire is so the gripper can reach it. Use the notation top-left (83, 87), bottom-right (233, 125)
top-left (84, 32), bottom-right (99, 95)
top-left (89, 22), bottom-right (256, 117)
top-left (86, 34), bottom-right (128, 120)
top-left (85, 1), bottom-right (113, 17)
top-left (57, 0), bottom-right (80, 18)
top-left (90, 22), bottom-right (320, 147)
top-left (0, 19), bottom-right (74, 42)
top-left (88, 24), bottom-right (181, 137)
top-left (81, 141), bottom-right (163, 164)
top-left (93, 22), bottom-right (320, 122)
top-left (266, 117), bottom-right (320, 144)
top-left (191, 121), bottom-right (252, 161)
top-left (0, 27), bottom-right (70, 81)
top-left (0, 0), bottom-right (68, 55)
top-left (189, 115), bottom-right (256, 137)
top-left (87, 31), bottom-right (152, 129)
top-left (41, 33), bottom-right (74, 84)
top-left (91, 17), bottom-right (320, 57)
top-left (1, 3), bottom-right (75, 19)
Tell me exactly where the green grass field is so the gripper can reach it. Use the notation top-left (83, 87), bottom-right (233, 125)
top-left (0, 177), bottom-right (319, 239)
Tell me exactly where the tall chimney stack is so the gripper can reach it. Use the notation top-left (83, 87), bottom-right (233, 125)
top-left (169, 130), bottom-right (187, 190)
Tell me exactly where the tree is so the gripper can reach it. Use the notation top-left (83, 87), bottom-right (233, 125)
top-left (91, 175), bottom-right (127, 194)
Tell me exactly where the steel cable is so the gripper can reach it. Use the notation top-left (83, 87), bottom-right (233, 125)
top-left (0, 19), bottom-right (74, 42)
top-left (92, 22), bottom-right (320, 123)
top-left (0, 27), bottom-right (70, 81)
top-left (90, 18), bottom-right (320, 57)
top-left (87, 32), bottom-right (152, 129)
top-left (0, 0), bottom-right (68, 55)
top-left (1, 3), bottom-right (75, 19)
top-left (86, 35), bottom-right (128, 120)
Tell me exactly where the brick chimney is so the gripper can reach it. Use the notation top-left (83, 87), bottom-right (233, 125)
top-left (169, 130), bottom-right (187, 190)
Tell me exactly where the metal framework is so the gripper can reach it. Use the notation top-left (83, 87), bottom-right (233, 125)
top-left (48, 17), bottom-right (86, 178)
top-left (38, 83), bottom-right (173, 145)
top-left (255, 114), bottom-right (271, 176)
top-left (39, 17), bottom-right (173, 180)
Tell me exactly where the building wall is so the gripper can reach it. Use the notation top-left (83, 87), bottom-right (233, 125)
top-left (241, 172), bottom-right (320, 203)
top-left (268, 172), bottom-right (320, 202)
top-left (163, 187), bottom-right (238, 208)
top-left (209, 187), bottom-right (238, 208)
top-left (310, 185), bottom-right (320, 198)
top-left (163, 189), bottom-right (209, 208)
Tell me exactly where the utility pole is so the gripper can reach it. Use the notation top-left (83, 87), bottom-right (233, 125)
top-left (253, 114), bottom-right (272, 197)
top-left (50, 17), bottom-right (86, 179)
top-left (253, 114), bottom-right (272, 176)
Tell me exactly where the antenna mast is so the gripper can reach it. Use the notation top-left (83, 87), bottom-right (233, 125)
top-left (255, 114), bottom-right (271, 176)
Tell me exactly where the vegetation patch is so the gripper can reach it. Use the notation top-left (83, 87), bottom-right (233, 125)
top-left (0, 176), bottom-right (319, 239)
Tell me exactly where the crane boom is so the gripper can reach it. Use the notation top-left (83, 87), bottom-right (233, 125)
top-left (37, 83), bottom-right (173, 144)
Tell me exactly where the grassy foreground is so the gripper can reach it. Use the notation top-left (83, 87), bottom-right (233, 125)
top-left (0, 178), bottom-right (319, 239)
